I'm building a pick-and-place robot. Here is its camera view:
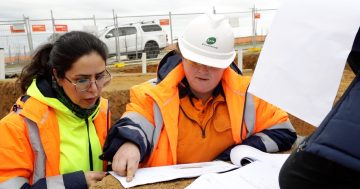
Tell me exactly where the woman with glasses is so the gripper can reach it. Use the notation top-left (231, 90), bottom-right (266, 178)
top-left (0, 31), bottom-right (112, 189)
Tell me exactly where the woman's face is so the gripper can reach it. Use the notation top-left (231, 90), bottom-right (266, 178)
top-left (183, 58), bottom-right (225, 100)
top-left (56, 52), bottom-right (108, 109)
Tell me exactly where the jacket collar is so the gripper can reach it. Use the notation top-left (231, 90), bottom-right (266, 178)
top-left (178, 78), bottom-right (225, 107)
top-left (157, 50), bottom-right (183, 83)
top-left (26, 79), bottom-right (100, 120)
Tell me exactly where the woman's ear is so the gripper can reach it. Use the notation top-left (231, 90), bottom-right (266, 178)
top-left (52, 68), bottom-right (57, 78)
top-left (52, 68), bottom-right (63, 87)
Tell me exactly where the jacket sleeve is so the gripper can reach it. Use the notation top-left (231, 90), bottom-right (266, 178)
top-left (0, 114), bottom-right (88, 189)
top-left (243, 97), bottom-right (297, 152)
top-left (100, 118), bottom-right (151, 162)
top-left (0, 171), bottom-right (87, 189)
top-left (100, 85), bottom-right (154, 163)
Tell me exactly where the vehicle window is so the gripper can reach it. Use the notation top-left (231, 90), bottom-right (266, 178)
top-left (116, 28), bottom-right (125, 36)
top-left (141, 25), bottom-right (162, 32)
top-left (122, 27), bottom-right (137, 35)
top-left (107, 28), bottom-right (120, 38)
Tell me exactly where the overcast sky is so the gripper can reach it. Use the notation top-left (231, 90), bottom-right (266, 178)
top-left (1, 0), bottom-right (282, 20)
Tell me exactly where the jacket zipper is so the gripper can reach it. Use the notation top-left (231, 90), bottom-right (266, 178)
top-left (179, 101), bottom-right (220, 138)
top-left (85, 117), bottom-right (94, 171)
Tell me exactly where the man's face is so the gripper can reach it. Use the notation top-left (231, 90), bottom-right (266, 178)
top-left (182, 58), bottom-right (225, 99)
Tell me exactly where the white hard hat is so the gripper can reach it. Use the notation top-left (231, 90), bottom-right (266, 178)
top-left (178, 14), bottom-right (236, 69)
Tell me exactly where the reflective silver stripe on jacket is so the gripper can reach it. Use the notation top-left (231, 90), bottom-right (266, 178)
top-left (151, 103), bottom-right (163, 150)
top-left (24, 117), bottom-right (46, 183)
top-left (0, 177), bottom-right (28, 189)
top-left (266, 120), bottom-right (296, 132)
top-left (244, 92), bottom-right (256, 138)
top-left (13, 104), bottom-right (47, 183)
top-left (122, 103), bottom-right (164, 152)
top-left (46, 175), bottom-right (65, 189)
top-left (256, 121), bottom-right (295, 152)
top-left (146, 78), bottom-right (164, 148)
top-left (254, 132), bottom-right (279, 152)
top-left (123, 125), bottom-right (149, 150)
top-left (122, 112), bottom-right (154, 150)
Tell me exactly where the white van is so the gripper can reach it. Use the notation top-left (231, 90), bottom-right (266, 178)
top-left (98, 22), bottom-right (167, 59)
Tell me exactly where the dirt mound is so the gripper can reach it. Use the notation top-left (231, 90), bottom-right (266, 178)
top-left (0, 79), bottom-right (22, 117)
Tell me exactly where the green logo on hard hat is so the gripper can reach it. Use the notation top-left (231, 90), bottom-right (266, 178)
top-left (206, 37), bottom-right (216, 45)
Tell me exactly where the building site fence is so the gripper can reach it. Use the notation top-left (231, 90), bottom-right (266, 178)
top-left (0, 7), bottom-right (276, 65)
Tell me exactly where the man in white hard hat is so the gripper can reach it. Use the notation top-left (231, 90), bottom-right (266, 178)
top-left (100, 14), bottom-right (297, 182)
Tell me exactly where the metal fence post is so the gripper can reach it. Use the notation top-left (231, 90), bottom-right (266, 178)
top-left (6, 36), bottom-right (12, 64)
top-left (237, 48), bottom-right (243, 73)
top-left (142, 52), bottom-right (146, 74)
top-left (0, 48), bottom-right (5, 79)
top-left (113, 9), bottom-right (121, 62)
top-left (23, 45), bottom-right (26, 57)
top-left (93, 14), bottom-right (97, 26)
top-left (23, 15), bottom-right (34, 53)
top-left (51, 10), bottom-right (56, 34)
top-left (251, 6), bottom-right (257, 48)
top-left (135, 32), bottom-right (138, 59)
top-left (169, 12), bottom-right (173, 45)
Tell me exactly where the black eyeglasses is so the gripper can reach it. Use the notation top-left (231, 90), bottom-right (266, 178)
top-left (64, 69), bottom-right (112, 92)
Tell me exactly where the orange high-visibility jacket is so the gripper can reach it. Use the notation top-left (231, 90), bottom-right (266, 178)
top-left (0, 95), bottom-right (110, 187)
top-left (105, 52), bottom-right (296, 167)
